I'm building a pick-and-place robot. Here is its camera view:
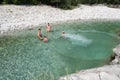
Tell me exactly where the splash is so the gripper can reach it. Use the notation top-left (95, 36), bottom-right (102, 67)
top-left (64, 34), bottom-right (92, 47)
top-left (78, 30), bottom-right (120, 39)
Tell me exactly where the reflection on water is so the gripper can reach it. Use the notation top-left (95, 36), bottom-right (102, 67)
top-left (0, 20), bottom-right (120, 80)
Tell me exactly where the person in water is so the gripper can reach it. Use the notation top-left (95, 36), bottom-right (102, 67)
top-left (43, 36), bottom-right (48, 42)
top-left (61, 31), bottom-right (65, 36)
top-left (46, 23), bottom-right (51, 32)
top-left (37, 28), bottom-right (43, 40)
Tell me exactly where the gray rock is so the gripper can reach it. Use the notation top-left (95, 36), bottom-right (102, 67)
top-left (111, 45), bottom-right (120, 64)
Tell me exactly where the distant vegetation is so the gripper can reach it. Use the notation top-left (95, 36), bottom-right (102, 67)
top-left (0, 0), bottom-right (120, 9)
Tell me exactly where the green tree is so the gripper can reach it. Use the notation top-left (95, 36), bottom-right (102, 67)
top-left (60, 0), bottom-right (72, 9)
top-left (0, 0), bottom-right (120, 9)
top-left (114, 0), bottom-right (120, 4)
top-left (2, 0), bottom-right (8, 4)
top-left (12, 0), bottom-right (19, 4)
top-left (0, 0), bottom-right (3, 4)
top-left (31, 0), bottom-right (38, 4)
top-left (70, 0), bottom-right (78, 6)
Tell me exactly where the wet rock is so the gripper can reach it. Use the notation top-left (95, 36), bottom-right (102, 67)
top-left (111, 45), bottom-right (120, 64)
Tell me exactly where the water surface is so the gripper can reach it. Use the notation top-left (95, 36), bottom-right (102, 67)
top-left (0, 20), bottom-right (120, 80)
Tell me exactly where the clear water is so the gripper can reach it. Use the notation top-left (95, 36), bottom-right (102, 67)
top-left (0, 20), bottom-right (120, 80)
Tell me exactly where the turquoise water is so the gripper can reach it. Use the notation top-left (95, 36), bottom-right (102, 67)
top-left (0, 20), bottom-right (120, 80)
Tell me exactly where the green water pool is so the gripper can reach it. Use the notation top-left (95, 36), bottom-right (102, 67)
top-left (0, 20), bottom-right (120, 80)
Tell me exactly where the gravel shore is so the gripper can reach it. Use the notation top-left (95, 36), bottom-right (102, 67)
top-left (0, 4), bottom-right (120, 34)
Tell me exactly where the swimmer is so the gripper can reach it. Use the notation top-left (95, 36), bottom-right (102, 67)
top-left (37, 28), bottom-right (43, 40)
top-left (61, 31), bottom-right (65, 36)
top-left (46, 23), bottom-right (51, 32)
top-left (43, 36), bottom-right (49, 42)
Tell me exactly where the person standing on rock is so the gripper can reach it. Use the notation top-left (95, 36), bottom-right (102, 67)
top-left (46, 23), bottom-right (51, 32)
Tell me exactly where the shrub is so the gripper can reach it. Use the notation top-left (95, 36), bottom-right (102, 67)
top-left (0, 0), bottom-right (120, 9)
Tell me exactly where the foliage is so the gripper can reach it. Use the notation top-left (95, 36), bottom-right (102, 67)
top-left (0, 0), bottom-right (3, 4)
top-left (0, 0), bottom-right (120, 9)
top-left (2, 0), bottom-right (8, 4)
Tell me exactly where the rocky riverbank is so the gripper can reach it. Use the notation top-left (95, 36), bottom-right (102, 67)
top-left (0, 4), bottom-right (120, 34)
